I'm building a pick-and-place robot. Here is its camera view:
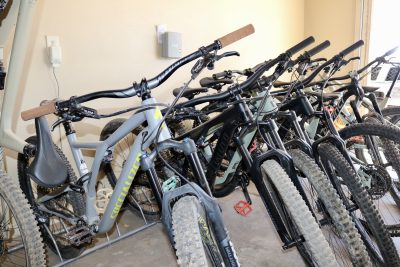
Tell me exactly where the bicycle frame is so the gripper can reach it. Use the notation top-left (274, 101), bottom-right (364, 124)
top-left (175, 89), bottom-right (314, 247)
top-left (40, 98), bottom-right (204, 233)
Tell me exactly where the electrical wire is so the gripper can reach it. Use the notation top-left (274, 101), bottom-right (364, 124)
top-left (52, 67), bottom-right (63, 148)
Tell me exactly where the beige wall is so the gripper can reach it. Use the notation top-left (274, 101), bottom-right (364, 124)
top-left (4, 0), bottom-right (305, 178)
top-left (304, 0), bottom-right (363, 74)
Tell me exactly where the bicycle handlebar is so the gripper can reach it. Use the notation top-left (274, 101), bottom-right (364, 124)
top-left (289, 40), bottom-right (364, 89)
top-left (384, 46), bottom-right (398, 57)
top-left (21, 24), bottom-right (255, 121)
top-left (218, 24), bottom-right (255, 48)
top-left (286, 36), bottom-right (315, 56)
top-left (330, 44), bottom-right (394, 82)
top-left (177, 37), bottom-right (317, 108)
top-left (306, 41), bottom-right (330, 58)
top-left (292, 41), bottom-right (330, 66)
top-left (21, 100), bottom-right (57, 121)
top-left (207, 37), bottom-right (318, 82)
top-left (338, 40), bottom-right (364, 58)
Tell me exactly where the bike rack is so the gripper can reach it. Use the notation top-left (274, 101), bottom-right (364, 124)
top-left (52, 209), bottom-right (158, 267)
top-left (50, 186), bottom-right (158, 266)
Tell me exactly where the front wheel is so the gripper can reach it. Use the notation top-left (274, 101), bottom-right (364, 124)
top-left (172, 196), bottom-right (238, 267)
top-left (289, 149), bottom-right (371, 266)
top-left (260, 160), bottom-right (338, 267)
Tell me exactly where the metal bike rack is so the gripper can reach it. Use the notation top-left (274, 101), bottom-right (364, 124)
top-left (51, 186), bottom-right (158, 266)
top-left (52, 209), bottom-right (158, 267)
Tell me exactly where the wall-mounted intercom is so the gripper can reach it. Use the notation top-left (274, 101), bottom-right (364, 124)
top-left (162, 32), bottom-right (182, 58)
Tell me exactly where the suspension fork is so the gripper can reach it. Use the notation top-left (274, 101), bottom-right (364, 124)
top-left (256, 119), bottom-right (314, 211)
top-left (140, 138), bottom-right (212, 211)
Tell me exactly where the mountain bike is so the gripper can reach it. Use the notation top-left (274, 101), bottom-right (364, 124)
top-left (100, 37), bottom-right (369, 267)
top-left (17, 25), bottom-right (255, 266)
top-left (272, 42), bottom-right (400, 266)
top-left (280, 47), bottom-right (400, 244)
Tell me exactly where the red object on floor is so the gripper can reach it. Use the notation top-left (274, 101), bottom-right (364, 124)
top-left (234, 200), bottom-right (252, 216)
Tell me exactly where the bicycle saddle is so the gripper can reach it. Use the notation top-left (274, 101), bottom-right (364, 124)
top-left (27, 117), bottom-right (68, 188)
top-left (199, 77), bottom-right (234, 89)
top-left (362, 85), bottom-right (380, 93)
top-left (172, 87), bottom-right (208, 99)
top-left (306, 91), bottom-right (343, 101)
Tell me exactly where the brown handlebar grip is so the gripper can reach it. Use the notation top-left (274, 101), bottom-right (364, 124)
top-left (21, 100), bottom-right (57, 121)
top-left (218, 24), bottom-right (255, 48)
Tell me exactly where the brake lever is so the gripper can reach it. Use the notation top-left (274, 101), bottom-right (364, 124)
top-left (215, 51), bottom-right (240, 61)
top-left (207, 51), bottom-right (240, 70)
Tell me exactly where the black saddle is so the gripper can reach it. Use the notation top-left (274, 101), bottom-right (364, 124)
top-left (172, 87), bottom-right (208, 99)
top-left (362, 85), bottom-right (380, 93)
top-left (27, 117), bottom-right (68, 188)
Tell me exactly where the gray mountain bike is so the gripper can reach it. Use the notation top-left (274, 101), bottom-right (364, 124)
top-left (17, 24), bottom-right (255, 266)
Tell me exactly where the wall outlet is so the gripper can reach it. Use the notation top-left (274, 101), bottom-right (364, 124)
top-left (45, 35), bottom-right (62, 67)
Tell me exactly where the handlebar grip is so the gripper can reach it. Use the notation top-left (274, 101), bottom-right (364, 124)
top-left (21, 100), bottom-right (57, 121)
top-left (339, 40), bottom-right (364, 57)
top-left (218, 24), bottom-right (255, 48)
top-left (384, 46), bottom-right (398, 57)
top-left (306, 40), bottom-right (330, 57)
top-left (286, 36), bottom-right (315, 55)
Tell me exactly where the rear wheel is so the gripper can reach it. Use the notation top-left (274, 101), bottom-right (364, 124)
top-left (0, 171), bottom-right (46, 266)
top-left (381, 106), bottom-right (400, 126)
top-left (260, 160), bottom-right (338, 267)
top-left (339, 122), bottom-right (400, 236)
top-left (17, 136), bottom-right (86, 260)
top-left (318, 143), bottom-right (400, 266)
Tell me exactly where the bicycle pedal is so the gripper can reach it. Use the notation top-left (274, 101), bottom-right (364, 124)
top-left (234, 200), bottom-right (252, 216)
top-left (65, 226), bottom-right (94, 246)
